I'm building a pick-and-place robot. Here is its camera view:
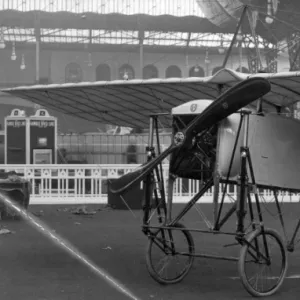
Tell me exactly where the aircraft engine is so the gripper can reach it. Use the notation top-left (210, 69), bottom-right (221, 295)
top-left (170, 100), bottom-right (219, 181)
top-left (170, 101), bottom-right (245, 181)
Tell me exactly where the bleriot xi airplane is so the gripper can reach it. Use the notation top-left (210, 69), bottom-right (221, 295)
top-left (3, 68), bottom-right (300, 297)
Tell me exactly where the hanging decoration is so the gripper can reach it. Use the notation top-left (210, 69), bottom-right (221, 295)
top-left (265, 0), bottom-right (279, 24)
top-left (0, 28), bottom-right (6, 49)
top-left (204, 49), bottom-right (210, 64)
top-left (87, 53), bottom-right (92, 67)
top-left (236, 28), bottom-right (243, 42)
top-left (218, 34), bottom-right (225, 54)
top-left (11, 41), bottom-right (16, 60)
top-left (123, 71), bottom-right (129, 80)
top-left (20, 54), bottom-right (26, 70)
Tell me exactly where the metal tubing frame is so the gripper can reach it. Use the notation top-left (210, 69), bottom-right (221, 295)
top-left (143, 111), bottom-right (261, 235)
top-left (214, 113), bottom-right (245, 231)
top-left (287, 216), bottom-right (300, 252)
top-left (142, 114), bottom-right (168, 232)
top-left (222, 5), bottom-right (248, 69)
top-left (143, 111), bottom-right (250, 235)
top-left (150, 226), bottom-right (241, 261)
top-left (236, 112), bottom-right (250, 235)
top-left (272, 189), bottom-right (300, 252)
top-left (169, 177), bottom-right (214, 227)
top-left (144, 110), bottom-right (278, 265)
top-left (142, 116), bottom-right (157, 229)
top-left (241, 117), bottom-right (271, 259)
top-left (145, 109), bottom-right (299, 269)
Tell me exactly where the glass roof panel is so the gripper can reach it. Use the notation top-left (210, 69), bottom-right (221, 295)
top-left (2, 0), bottom-right (204, 16)
top-left (41, 28), bottom-right (90, 37)
top-left (189, 33), bottom-right (267, 49)
top-left (2, 26), bottom-right (36, 43)
top-left (0, 25), bottom-right (273, 49)
top-left (41, 36), bottom-right (89, 43)
top-left (91, 30), bottom-right (139, 45)
top-left (144, 31), bottom-right (188, 46)
top-left (41, 28), bottom-right (90, 43)
top-left (1, 0), bottom-right (204, 17)
top-left (41, 28), bottom-right (89, 43)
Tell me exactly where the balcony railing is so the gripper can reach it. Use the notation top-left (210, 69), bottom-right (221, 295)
top-left (0, 164), bottom-right (299, 205)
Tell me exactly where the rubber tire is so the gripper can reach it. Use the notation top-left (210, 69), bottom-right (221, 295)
top-left (145, 222), bottom-right (195, 285)
top-left (238, 228), bottom-right (288, 297)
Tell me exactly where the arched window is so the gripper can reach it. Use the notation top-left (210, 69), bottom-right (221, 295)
top-left (143, 64), bottom-right (158, 79)
top-left (119, 64), bottom-right (135, 80)
top-left (212, 66), bottom-right (223, 75)
top-left (65, 63), bottom-right (83, 83)
top-left (236, 66), bottom-right (250, 73)
top-left (165, 65), bottom-right (182, 78)
top-left (96, 64), bottom-right (111, 81)
top-left (189, 66), bottom-right (205, 77)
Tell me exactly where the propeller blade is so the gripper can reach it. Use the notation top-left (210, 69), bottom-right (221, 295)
top-left (183, 77), bottom-right (271, 143)
top-left (110, 77), bottom-right (271, 194)
top-left (109, 145), bottom-right (174, 194)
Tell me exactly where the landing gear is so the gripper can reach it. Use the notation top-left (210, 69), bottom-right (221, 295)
top-left (238, 228), bottom-right (288, 297)
top-left (145, 223), bottom-right (195, 284)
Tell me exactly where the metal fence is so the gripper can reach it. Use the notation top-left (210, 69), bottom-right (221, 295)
top-left (1, 164), bottom-right (299, 205)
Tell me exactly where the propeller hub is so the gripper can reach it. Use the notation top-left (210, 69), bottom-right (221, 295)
top-left (174, 132), bottom-right (185, 146)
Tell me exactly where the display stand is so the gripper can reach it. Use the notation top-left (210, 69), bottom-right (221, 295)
top-left (5, 109), bottom-right (29, 164)
top-left (4, 108), bottom-right (57, 164)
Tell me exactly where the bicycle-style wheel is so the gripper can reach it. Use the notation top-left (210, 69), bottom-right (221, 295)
top-left (145, 222), bottom-right (195, 284)
top-left (238, 228), bottom-right (288, 297)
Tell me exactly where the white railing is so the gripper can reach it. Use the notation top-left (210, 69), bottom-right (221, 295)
top-left (1, 164), bottom-right (299, 205)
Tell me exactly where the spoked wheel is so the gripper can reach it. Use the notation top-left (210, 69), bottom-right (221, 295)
top-left (238, 228), bottom-right (288, 297)
top-left (146, 222), bottom-right (195, 284)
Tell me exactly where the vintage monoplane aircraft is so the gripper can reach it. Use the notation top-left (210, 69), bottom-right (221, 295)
top-left (3, 68), bottom-right (300, 297)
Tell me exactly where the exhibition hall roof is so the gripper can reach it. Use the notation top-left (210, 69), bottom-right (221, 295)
top-left (0, 0), bottom-right (274, 52)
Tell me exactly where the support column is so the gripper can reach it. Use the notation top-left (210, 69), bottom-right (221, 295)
top-left (247, 48), bottom-right (259, 73)
top-left (265, 45), bottom-right (278, 73)
top-left (139, 43), bottom-right (144, 79)
top-left (185, 32), bottom-right (191, 77)
top-left (287, 32), bottom-right (300, 118)
top-left (222, 5), bottom-right (248, 69)
top-left (138, 29), bottom-right (144, 79)
top-left (287, 31), bottom-right (300, 71)
top-left (34, 12), bottom-right (41, 84)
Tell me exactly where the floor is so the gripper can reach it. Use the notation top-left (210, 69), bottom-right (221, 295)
top-left (0, 202), bottom-right (300, 300)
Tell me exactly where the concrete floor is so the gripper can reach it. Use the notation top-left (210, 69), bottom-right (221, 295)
top-left (0, 203), bottom-right (300, 300)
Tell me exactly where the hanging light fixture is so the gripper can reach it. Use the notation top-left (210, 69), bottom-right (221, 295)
top-left (218, 47), bottom-right (225, 54)
top-left (20, 54), bottom-right (26, 70)
top-left (194, 65), bottom-right (200, 72)
top-left (11, 41), bottom-right (16, 60)
top-left (87, 53), bottom-right (92, 67)
top-left (204, 49), bottom-right (210, 64)
top-left (218, 34), bottom-right (225, 54)
top-left (0, 28), bottom-right (6, 49)
top-left (236, 28), bottom-right (243, 42)
top-left (265, 16), bottom-right (273, 24)
top-left (123, 71), bottom-right (129, 80)
top-left (265, 0), bottom-right (274, 24)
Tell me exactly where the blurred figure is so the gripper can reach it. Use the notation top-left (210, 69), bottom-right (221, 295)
top-left (126, 136), bottom-right (137, 164)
